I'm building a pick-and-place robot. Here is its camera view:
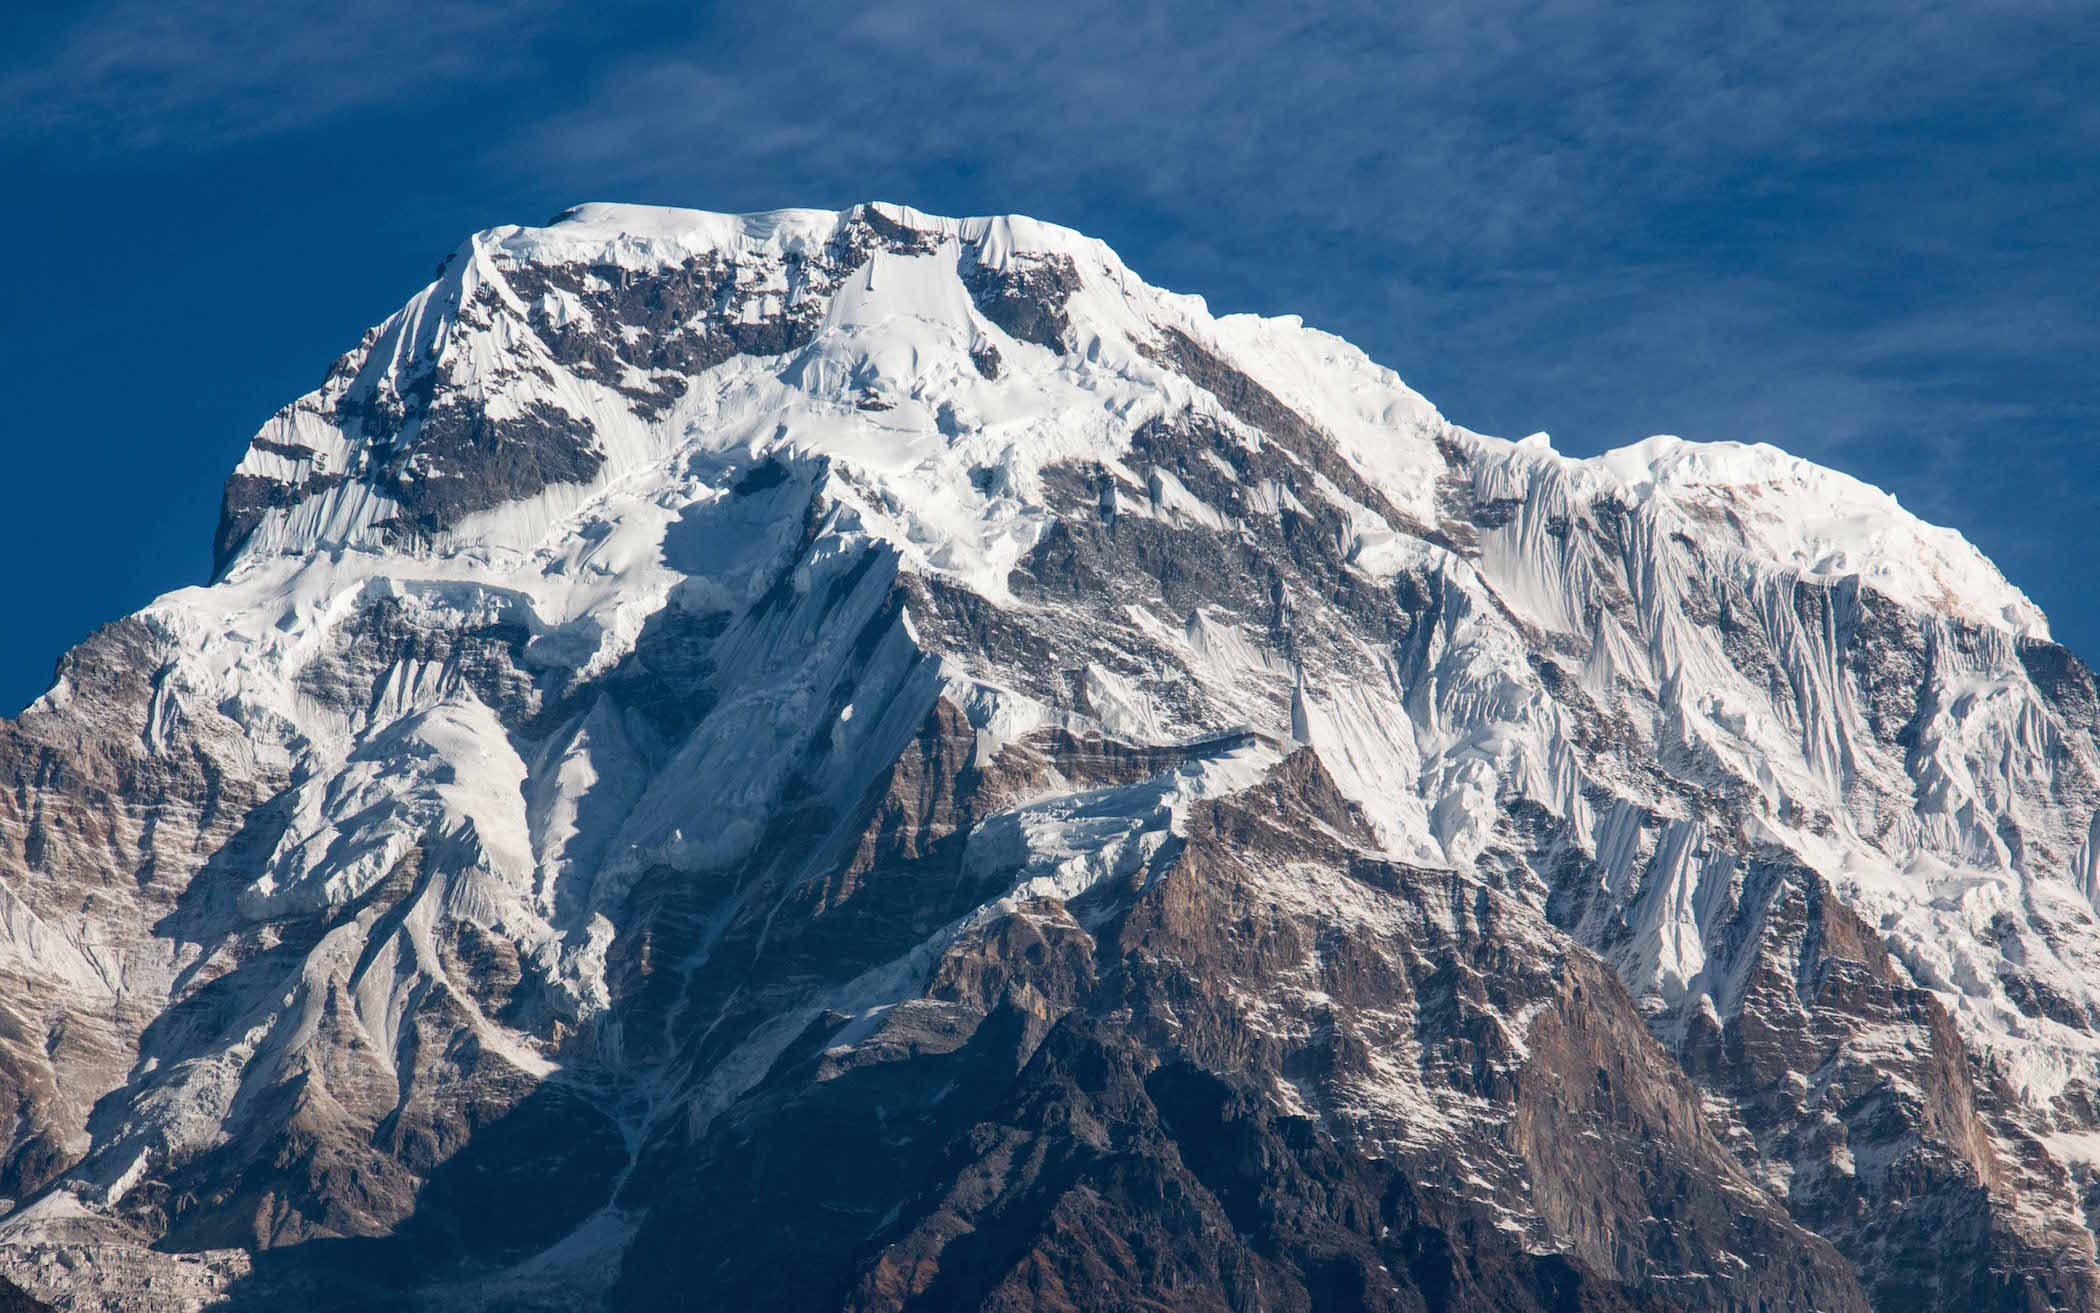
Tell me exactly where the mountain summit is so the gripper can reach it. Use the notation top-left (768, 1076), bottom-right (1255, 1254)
top-left (2, 202), bottom-right (2098, 1310)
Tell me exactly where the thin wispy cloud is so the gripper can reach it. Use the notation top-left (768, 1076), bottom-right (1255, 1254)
top-left (506, 2), bottom-right (2085, 259)
top-left (0, 0), bottom-right (554, 149)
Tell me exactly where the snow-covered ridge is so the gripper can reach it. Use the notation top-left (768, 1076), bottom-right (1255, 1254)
top-left (503, 201), bottom-right (1128, 273)
top-left (1455, 430), bottom-right (2047, 641)
top-left (1598, 433), bottom-right (2043, 637)
top-left (216, 201), bottom-right (2040, 647)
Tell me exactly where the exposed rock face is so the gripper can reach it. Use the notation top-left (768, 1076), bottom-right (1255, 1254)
top-left (964, 251), bottom-right (1081, 354)
top-left (3, 202), bottom-right (2098, 1311)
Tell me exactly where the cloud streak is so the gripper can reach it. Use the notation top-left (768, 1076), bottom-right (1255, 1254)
top-left (0, 0), bottom-right (554, 149)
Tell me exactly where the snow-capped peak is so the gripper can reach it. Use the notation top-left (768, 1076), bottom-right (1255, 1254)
top-left (215, 202), bottom-right (2035, 645)
top-left (9, 200), bottom-right (2100, 1310)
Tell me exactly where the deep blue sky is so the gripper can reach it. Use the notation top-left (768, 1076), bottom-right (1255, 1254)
top-left (1, 1), bottom-right (2094, 714)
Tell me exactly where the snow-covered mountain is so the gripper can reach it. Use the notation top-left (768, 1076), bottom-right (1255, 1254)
top-left (2, 201), bottom-right (2098, 1310)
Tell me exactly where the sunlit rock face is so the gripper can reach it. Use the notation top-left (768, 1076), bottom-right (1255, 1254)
top-left (2, 201), bottom-right (2097, 1311)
